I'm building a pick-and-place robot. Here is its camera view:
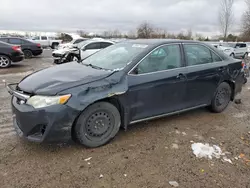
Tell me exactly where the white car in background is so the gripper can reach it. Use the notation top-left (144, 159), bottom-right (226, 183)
top-left (57, 37), bottom-right (88, 49)
top-left (217, 43), bottom-right (249, 59)
top-left (52, 39), bottom-right (114, 64)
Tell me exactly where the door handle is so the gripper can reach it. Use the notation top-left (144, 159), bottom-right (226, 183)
top-left (176, 73), bottom-right (186, 79)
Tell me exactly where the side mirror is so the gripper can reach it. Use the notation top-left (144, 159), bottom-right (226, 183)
top-left (235, 46), bottom-right (239, 49)
top-left (82, 47), bottom-right (86, 51)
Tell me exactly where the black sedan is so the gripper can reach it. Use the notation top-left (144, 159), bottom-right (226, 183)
top-left (0, 37), bottom-right (43, 58)
top-left (0, 41), bottom-right (24, 68)
top-left (7, 39), bottom-right (244, 147)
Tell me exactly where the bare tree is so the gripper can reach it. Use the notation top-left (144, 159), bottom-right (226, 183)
top-left (76, 30), bottom-right (87, 37)
top-left (137, 22), bottom-right (155, 38)
top-left (152, 28), bottom-right (167, 38)
top-left (127, 30), bottom-right (137, 39)
top-left (242, 0), bottom-right (250, 40)
top-left (187, 29), bottom-right (193, 40)
top-left (219, 0), bottom-right (235, 41)
top-left (111, 29), bottom-right (122, 38)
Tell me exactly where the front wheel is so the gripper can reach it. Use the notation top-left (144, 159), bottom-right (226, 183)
top-left (74, 102), bottom-right (121, 148)
top-left (210, 82), bottom-right (232, 113)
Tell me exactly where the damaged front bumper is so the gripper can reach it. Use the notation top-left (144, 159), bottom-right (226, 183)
top-left (7, 84), bottom-right (79, 143)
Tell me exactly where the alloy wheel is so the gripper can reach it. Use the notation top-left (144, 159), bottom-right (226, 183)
top-left (0, 55), bottom-right (10, 68)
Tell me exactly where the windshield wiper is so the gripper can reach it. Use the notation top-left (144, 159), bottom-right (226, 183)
top-left (83, 63), bottom-right (104, 70)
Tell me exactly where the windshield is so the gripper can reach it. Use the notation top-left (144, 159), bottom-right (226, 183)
top-left (81, 43), bottom-right (149, 70)
top-left (74, 40), bottom-right (90, 48)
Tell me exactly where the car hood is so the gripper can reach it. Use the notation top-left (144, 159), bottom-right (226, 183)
top-left (52, 47), bottom-right (77, 55)
top-left (18, 62), bottom-right (114, 95)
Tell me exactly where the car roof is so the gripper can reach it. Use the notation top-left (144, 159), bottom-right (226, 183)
top-left (125, 39), bottom-right (204, 46)
top-left (0, 37), bottom-right (23, 39)
top-left (85, 39), bottom-right (114, 44)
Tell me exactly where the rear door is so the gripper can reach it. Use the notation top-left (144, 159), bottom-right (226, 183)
top-left (81, 42), bottom-right (101, 59)
top-left (235, 43), bottom-right (246, 57)
top-left (127, 44), bottom-right (188, 122)
top-left (183, 43), bottom-right (225, 107)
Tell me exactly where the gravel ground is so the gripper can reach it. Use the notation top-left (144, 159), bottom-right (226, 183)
top-left (0, 51), bottom-right (249, 188)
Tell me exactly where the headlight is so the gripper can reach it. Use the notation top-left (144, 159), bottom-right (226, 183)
top-left (26, 94), bottom-right (71, 109)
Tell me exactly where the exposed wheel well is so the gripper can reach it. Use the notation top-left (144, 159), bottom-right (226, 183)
top-left (223, 80), bottom-right (235, 100)
top-left (52, 42), bottom-right (59, 46)
top-left (0, 53), bottom-right (10, 58)
top-left (71, 97), bottom-right (125, 142)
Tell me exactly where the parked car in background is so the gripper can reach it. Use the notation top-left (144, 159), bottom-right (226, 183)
top-left (52, 39), bottom-right (114, 64)
top-left (0, 41), bottom-right (24, 68)
top-left (30, 36), bottom-right (62, 49)
top-left (0, 37), bottom-right (43, 59)
top-left (7, 40), bottom-right (244, 147)
top-left (217, 42), bottom-right (249, 59)
top-left (58, 37), bottom-right (88, 49)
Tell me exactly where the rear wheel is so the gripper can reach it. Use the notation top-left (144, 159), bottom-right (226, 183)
top-left (23, 50), bottom-right (32, 59)
top-left (0, 55), bottom-right (11, 68)
top-left (74, 102), bottom-right (121, 148)
top-left (210, 82), bottom-right (232, 113)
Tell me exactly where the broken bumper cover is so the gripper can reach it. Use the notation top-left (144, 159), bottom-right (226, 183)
top-left (11, 96), bottom-right (78, 143)
top-left (7, 84), bottom-right (79, 143)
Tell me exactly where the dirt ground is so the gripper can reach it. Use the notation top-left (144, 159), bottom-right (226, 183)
top-left (0, 51), bottom-right (249, 188)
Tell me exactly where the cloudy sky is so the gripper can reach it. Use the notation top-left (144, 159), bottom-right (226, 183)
top-left (0, 0), bottom-right (246, 35)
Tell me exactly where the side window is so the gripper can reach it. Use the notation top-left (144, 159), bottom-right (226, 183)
top-left (73, 39), bottom-right (85, 44)
top-left (101, 42), bottom-right (113, 48)
top-left (85, 42), bottom-right (101, 50)
top-left (211, 51), bottom-right (222, 62)
top-left (0, 38), bottom-right (8, 43)
top-left (9, 38), bottom-right (22, 44)
top-left (32, 36), bottom-right (40, 40)
top-left (240, 43), bottom-right (247, 48)
top-left (184, 44), bottom-right (213, 66)
top-left (41, 36), bottom-right (47, 40)
top-left (136, 44), bottom-right (181, 74)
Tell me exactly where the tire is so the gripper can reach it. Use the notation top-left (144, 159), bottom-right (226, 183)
top-left (74, 102), bottom-right (121, 148)
top-left (244, 77), bottom-right (247, 84)
top-left (210, 82), bottom-right (232, 113)
top-left (23, 50), bottom-right (32, 59)
top-left (0, 55), bottom-right (11, 68)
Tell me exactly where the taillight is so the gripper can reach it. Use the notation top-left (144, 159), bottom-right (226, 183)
top-left (37, 43), bottom-right (41, 47)
top-left (242, 60), bottom-right (246, 69)
top-left (12, 46), bottom-right (21, 52)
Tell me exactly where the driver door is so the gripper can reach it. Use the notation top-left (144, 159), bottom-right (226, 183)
top-left (127, 44), bottom-right (188, 122)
